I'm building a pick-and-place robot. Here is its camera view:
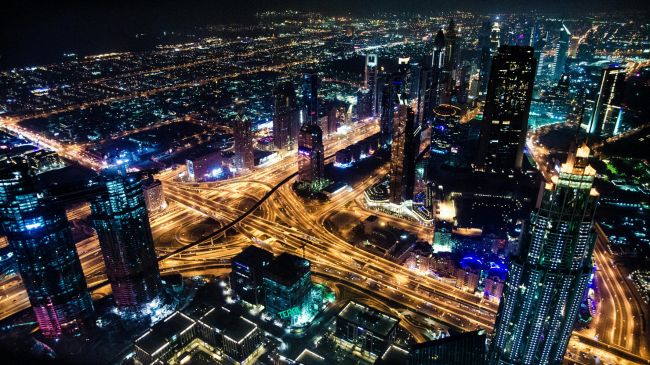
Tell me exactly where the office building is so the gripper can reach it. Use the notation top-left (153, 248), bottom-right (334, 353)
top-left (587, 66), bottom-right (626, 137)
top-left (196, 307), bottom-right (264, 364)
top-left (273, 81), bottom-right (299, 151)
top-left (409, 330), bottom-right (486, 365)
top-left (142, 176), bottom-right (166, 213)
top-left (230, 245), bottom-right (273, 305)
top-left (444, 19), bottom-right (459, 90)
top-left (335, 301), bottom-right (399, 358)
top-left (431, 29), bottom-right (446, 108)
top-left (90, 168), bottom-right (162, 308)
top-left (0, 157), bottom-right (93, 337)
top-left (234, 112), bottom-right (255, 170)
top-left (327, 107), bottom-right (339, 135)
top-left (553, 24), bottom-right (571, 80)
top-left (365, 54), bottom-right (379, 115)
top-left (297, 122), bottom-right (325, 189)
top-left (477, 45), bottom-right (536, 171)
top-left (389, 105), bottom-right (418, 204)
top-left (489, 145), bottom-right (600, 365)
top-left (263, 253), bottom-right (316, 326)
top-left (302, 72), bottom-right (319, 125)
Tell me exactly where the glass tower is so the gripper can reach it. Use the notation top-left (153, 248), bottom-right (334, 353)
top-left (272, 81), bottom-right (299, 151)
top-left (90, 168), bottom-right (162, 309)
top-left (0, 158), bottom-right (93, 337)
top-left (389, 104), bottom-right (418, 204)
top-left (489, 145), bottom-right (600, 365)
top-left (477, 45), bottom-right (536, 171)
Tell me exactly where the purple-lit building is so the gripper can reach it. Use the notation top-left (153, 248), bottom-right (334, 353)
top-left (0, 157), bottom-right (94, 337)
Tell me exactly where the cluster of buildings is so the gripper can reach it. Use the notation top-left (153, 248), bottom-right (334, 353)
top-left (0, 154), bottom-right (165, 337)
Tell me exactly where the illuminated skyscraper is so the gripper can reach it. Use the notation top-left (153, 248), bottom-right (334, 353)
top-left (365, 54), bottom-right (379, 115)
top-left (477, 45), bottom-right (536, 171)
top-left (587, 66), bottom-right (626, 138)
top-left (553, 24), bottom-right (571, 80)
top-left (302, 72), bottom-right (319, 125)
top-left (272, 81), bottom-right (299, 151)
top-left (444, 19), bottom-right (458, 91)
top-left (489, 146), bottom-right (599, 365)
top-left (0, 158), bottom-right (93, 337)
top-left (379, 72), bottom-right (405, 146)
top-left (389, 105), bottom-right (418, 204)
top-left (478, 21), bottom-right (493, 95)
top-left (90, 168), bottom-right (162, 309)
top-left (297, 123), bottom-right (325, 189)
top-left (234, 112), bottom-right (255, 170)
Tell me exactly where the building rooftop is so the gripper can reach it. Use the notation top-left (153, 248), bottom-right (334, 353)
top-left (294, 349), bottom-right (327, 365)
top-left (264, 252), bottom-right (310, 287)
top-left (411, 329), bottom-right (486, 349)
top-left (337, 301), bottom-right (398, 337)
top-left (232, 245), bottom-right (273, 268)
top-left (375, 345), bottom-right (410, 365)
top-left (135, 311), bottom-right (195, 356)
top-left (199, 307), bottom-right (257, 344)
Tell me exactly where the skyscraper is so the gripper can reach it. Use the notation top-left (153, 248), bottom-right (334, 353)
top-left (234, 112), bottom-right (255, 170)
top-left (553, 24), bottom-right (571, 80)
top-left (478, 21), bottom-right (494, 96)
top-left (272, 81), bottom-right (299, 151)
top-left (444, 19), bottom-right (458, 91)
top-left (477, 45), bottom-right (537, 171)
top-left (302, 72), bottom-right (319, 125)
top-left (587, 66), bottom-right (626, 138)
top-left (297, 123), bottom-right (325, 189)
top-left (90, 168), bottom-right (162, 309)
top-left (379, 72), bottom-right (405, 146)
top-left (0, 157), bottom-right (93, 337)
top-left (430, 29), bottom-right (446, 109)
top-left (365, 54), bottom-right (379, 116)
top-left (389, 105), bottom-right (418, 204)
top-left (489, 145), bottom-right (599, 365)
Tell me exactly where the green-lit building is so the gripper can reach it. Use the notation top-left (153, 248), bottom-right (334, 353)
top-left (489, 145), bottom-right (599, 364)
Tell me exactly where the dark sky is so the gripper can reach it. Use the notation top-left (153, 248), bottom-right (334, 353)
top-left (0, 0), bottom-right (647, 69)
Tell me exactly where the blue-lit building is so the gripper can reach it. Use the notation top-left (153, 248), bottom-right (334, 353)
top-left (89, 167), bottom-right (162, 309)
top-left (0, 157), bottom-right (94, 337)
top-left (489, 145), bottom-right (600, 365)
top-left (262, 252), bottom-right (316, 326)
top-left (230, 245), bottom-right (273, 305)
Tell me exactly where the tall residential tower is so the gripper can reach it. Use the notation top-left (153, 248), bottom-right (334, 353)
top-left (0, 158), bottom-right (94, 337)
top-left (489, 146), bottom-right (599, 365)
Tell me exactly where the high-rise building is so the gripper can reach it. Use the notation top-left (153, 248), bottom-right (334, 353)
top-left (587, 66), bottom-right (626, 137)
top-left (90, 168), bottom-right (162, 309)
top-left (365, 54), bottom-right (379, 115)
top-left (302, 72), bottom-right (319, 125)
top-left (379, 72), bottom-right (405, 146)
top-left (477, 45), bottom-right (536, 171)
top-left (297, 123), bottom-right (325, 188)
top-left (553, 24), bottom-right (571, 80)
top-left (444, 19), bottom-right (459, 91)
top-left (389, 105), bottom-right (418, 204)
top-left (327, 107), bottom-right (339, 135)
top-left (233, 112), bottom-right (254, 170)
top-left (263, 253), bottom-right (315, 326)
top-left (230, 245), bottom-right (273, 305)
top-left (0, 157), bottom-right (93, 337)
top-left (273, 81), bottom-right (299, 151)
top-left (478, 21), bottom-right (494, 96)
top-left (142, 176), bottom-right (167, 213)
top-left (431, 29), bottom-right (446, 107)
top-left (489, 146), bottom-right (599, 365)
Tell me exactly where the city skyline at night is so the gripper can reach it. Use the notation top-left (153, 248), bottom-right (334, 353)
top-left (0, 3), bottom-right (649, 365)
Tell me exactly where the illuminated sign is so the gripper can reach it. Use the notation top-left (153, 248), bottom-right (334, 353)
top-left (366, 54), bottom-right (377, 68)
top-left (277, 306), bottom-right (301, 319)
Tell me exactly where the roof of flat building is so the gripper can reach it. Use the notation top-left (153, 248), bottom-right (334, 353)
top-left (294, 349), bottom-right (327, 365)
top-left (199, 307), bottom-right (257, 344)
top-left (337, 301), bottom-right (398, 337)
top-left (264, 252), bottom-right (310, 287)
top-left (232, 245), bottom-right (273, 268)
top-left (135, 311), bottom-right (196, 356)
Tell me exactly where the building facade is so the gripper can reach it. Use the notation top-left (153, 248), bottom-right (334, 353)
top-left (477, 45), bottom-right (536, 171)
top-left (90, 168), bottom-right (162, 308)
top-left (234, 112), bottom-right (255, 170)
top-left (389, 105), bottom-right (418, 204)
top-left (0, 158), bottom-right (93, 337)
top-left (273, 81), bottom-right (299, 151)
top-left (587, 66), bottom-right (625, 138)
top-left (297, 123), bottom-right (325, 189)
top-left (489, 145), bottom-right (600, 365)
top-left (230, 245), bottom-right (273, 305)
